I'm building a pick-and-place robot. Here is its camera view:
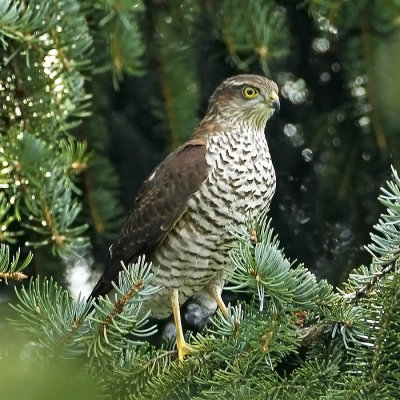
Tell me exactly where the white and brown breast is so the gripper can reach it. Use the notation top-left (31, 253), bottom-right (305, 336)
top-left (148, 126), bottom-right (276, 318)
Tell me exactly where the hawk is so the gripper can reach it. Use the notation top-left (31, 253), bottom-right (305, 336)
top-left (90, 74), bottom-right (280, 360)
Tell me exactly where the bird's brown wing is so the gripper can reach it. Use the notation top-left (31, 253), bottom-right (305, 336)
top-left (89, 140), bottom-right (208, 298)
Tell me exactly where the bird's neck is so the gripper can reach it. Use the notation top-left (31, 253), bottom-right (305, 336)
top-left (192, 115), bottom-right (268, 142)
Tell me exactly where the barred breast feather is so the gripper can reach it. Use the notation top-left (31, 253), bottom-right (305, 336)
top-left (147, 126), bottom-right (275, 318)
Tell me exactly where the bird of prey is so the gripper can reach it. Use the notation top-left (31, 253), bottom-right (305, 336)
top-left (90, 74), bottom-right (280, 360)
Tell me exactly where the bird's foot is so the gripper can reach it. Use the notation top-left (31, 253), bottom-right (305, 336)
top-left (176, 338), bottom-right (194, 361)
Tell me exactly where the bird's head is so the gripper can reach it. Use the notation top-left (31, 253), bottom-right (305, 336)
top-left (206, 74), bottom-right (280, 130)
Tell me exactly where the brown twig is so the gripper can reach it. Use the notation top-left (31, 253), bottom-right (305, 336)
top-left (299, 323), bottom-right (330, 347)
top-left (53, 316), bottom-right (85, 357)
top-left (99, 280), bottom-right (144, 335)
top-left (0, 271), bottom-right (28, 282)
top-left (342, 262), bottom-right (397, 303)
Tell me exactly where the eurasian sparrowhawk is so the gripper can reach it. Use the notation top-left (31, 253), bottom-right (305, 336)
top-left (90, 74), bottom-right (280, 360)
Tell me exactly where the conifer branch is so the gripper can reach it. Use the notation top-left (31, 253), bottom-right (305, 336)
top-left (86, 258), bottom-right (159, 357)
top-left (299, 323), bottom-right (330, 347)
top-left (53, 316), bottom-right (85, 357)
top-left (343, 167), bottom-right (400, 301)
top-left (0, 244), bottom-right (32, 283)
top-left (99, 279), bottom-right (144, 335)
top-left (213, 0), bottom-right (289, 73)
top-left (0, 270), bottom-right (27, 281)
top-left (342, 262), bottom-right (397, 302)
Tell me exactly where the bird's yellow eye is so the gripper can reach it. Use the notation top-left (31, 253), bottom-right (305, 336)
top-left (242, 86), bottom-right (259, 99)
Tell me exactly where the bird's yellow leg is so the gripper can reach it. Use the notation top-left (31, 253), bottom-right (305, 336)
top-left (208, 284), bottom-right (228, 318)
top-left (170, 288), bottom-right (192, 361)
top-left (209, 286), bottom-right (228, 318)
top-left (208, 284), bottom-right (240, 329)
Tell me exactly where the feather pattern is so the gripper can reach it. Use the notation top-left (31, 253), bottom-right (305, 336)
top-left (90, 74), bottom-right (279, 322)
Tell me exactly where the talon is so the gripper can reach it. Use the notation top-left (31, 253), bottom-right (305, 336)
top-left (176, 339), bottom-right (193, 361)
top-left (171, 288), bottom-right (194, 361)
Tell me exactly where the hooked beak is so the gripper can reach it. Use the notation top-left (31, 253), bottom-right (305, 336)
top-left (269, 91), bottom-right (280, 113)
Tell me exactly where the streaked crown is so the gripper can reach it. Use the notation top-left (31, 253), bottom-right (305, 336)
top-left (206, 74), bottom-right (280, 130)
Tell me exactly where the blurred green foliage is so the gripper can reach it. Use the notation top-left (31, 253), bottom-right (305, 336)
top-left (1, 0), bottom-right (400, 397)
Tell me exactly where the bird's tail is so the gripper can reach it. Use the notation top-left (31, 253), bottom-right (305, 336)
top-left (88, 276), bottom-right (113, 302)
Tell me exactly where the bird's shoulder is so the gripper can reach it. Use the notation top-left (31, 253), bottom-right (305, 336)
top-left (110, 137), bottom-right (209, 262)
top-left (136, 137), bottom-right (208, 205)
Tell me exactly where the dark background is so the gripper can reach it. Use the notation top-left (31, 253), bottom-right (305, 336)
top-left (86, 1), bottom-right (399, 290)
